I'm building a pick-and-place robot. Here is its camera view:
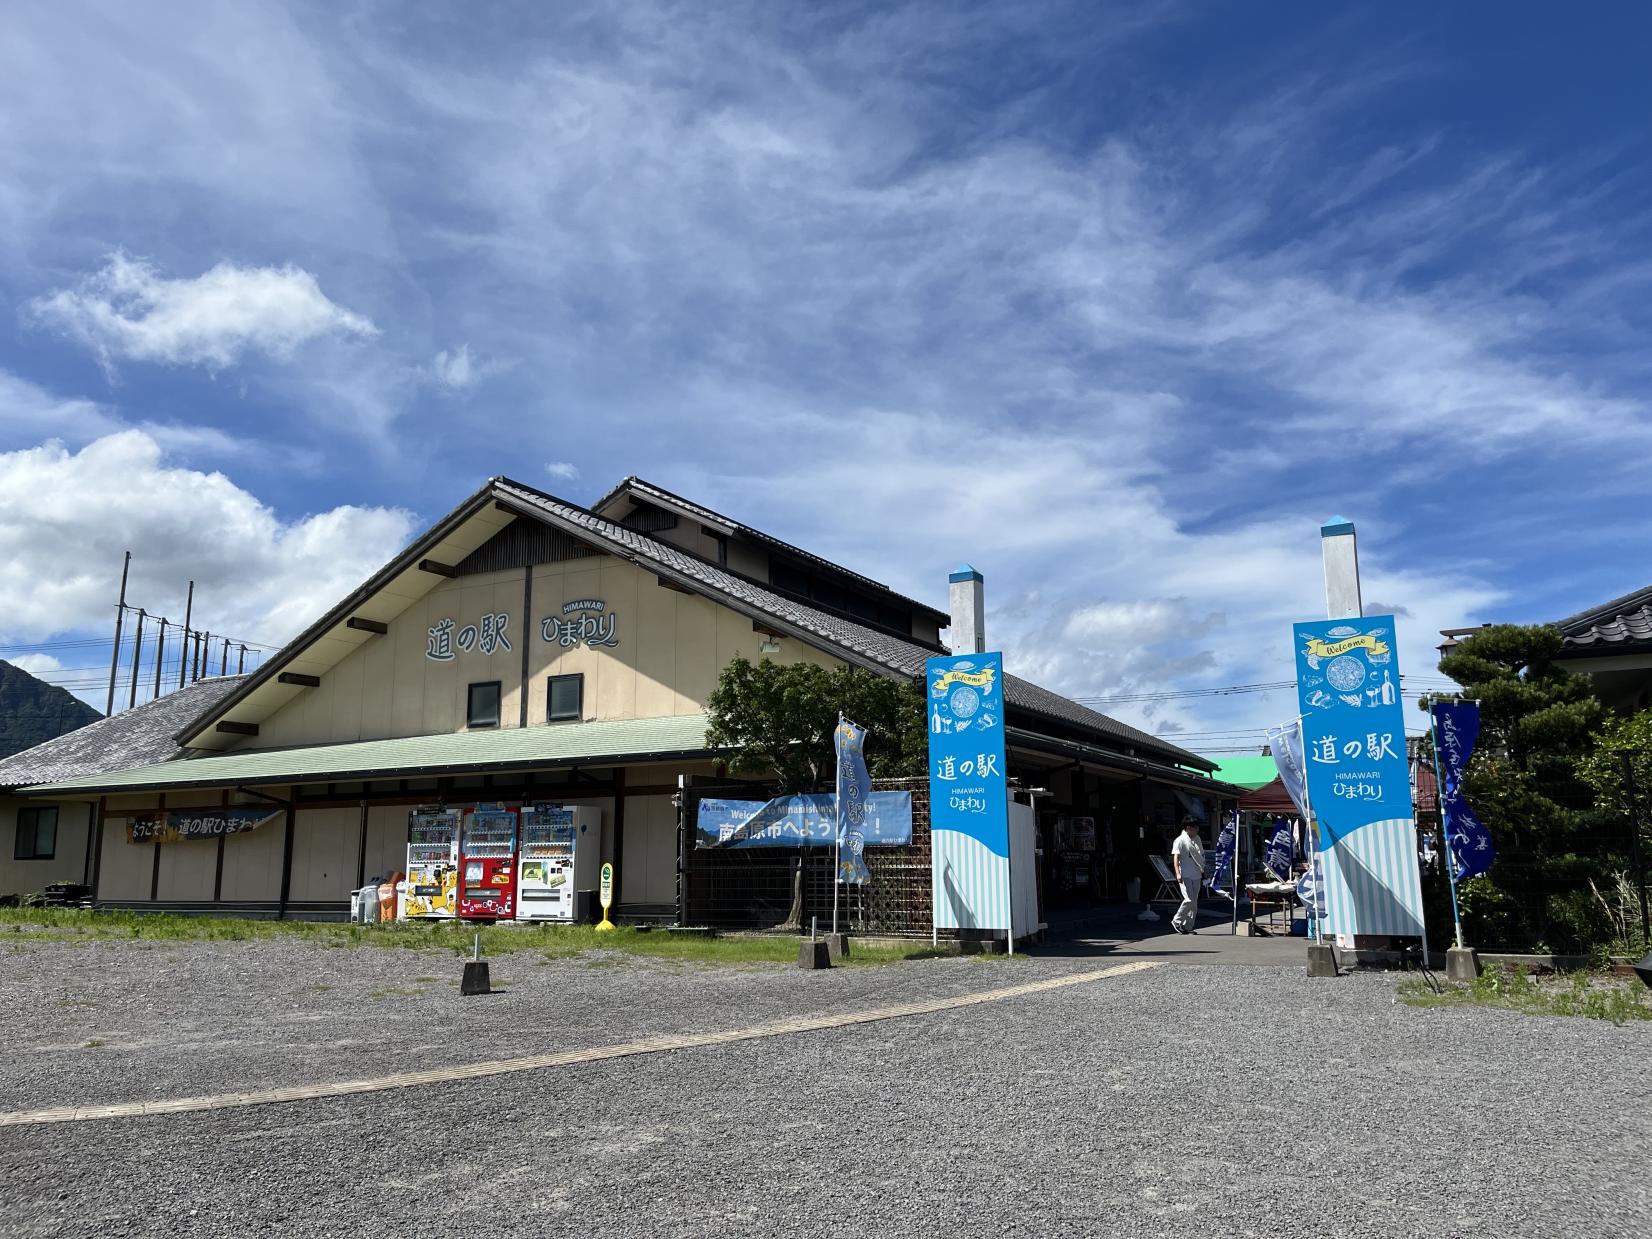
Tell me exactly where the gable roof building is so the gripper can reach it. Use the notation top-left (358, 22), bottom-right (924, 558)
top-left (11, 474), bottom-right (1237, 922)
top-left (1551, 582), bottom-right (1652, 713)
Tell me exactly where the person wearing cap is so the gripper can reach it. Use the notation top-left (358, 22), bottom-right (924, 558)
top-left (1170, 815), bottom-right (1205, 934)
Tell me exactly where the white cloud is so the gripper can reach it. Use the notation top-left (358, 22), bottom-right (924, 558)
top-left (431, 345), bottom-right (477, 389)
top-left (6, 653), bottom-right (62, 678)
top-left (0, 432), bottom-right (416, 647)
top-left (545, 461), bottom-right (580, 480)
top-left (27, 253), bottom-right (378, 373)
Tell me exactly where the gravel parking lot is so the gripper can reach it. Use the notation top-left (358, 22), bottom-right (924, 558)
top-left (0, 934), bottom-right (1647, 1238)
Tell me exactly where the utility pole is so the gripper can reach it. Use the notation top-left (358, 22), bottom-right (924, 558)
top-left (127, 609), bottom-right (146, 710)
top-left (152, 620), bottom-right (167, 699)
top-left (178, 582), bottom-right (194, 690)
top-left (104, 551), bottom-right (131, 717)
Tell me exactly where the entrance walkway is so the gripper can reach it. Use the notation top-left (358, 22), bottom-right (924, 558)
top-left (1039, 901), bottom-right (1312, 966)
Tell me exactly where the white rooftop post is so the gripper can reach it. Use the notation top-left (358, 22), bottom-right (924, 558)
top-left (1320, 516), bottom-right (1362, 619)
top-left (948, 564), bottom-right (985, 654)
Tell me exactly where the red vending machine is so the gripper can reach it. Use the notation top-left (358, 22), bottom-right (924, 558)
top-left (458, 805), bottom-right (519, 920)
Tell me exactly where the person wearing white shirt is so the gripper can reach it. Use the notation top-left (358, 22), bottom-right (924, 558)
top-left (1170, 816), bottom-right (1205, 934)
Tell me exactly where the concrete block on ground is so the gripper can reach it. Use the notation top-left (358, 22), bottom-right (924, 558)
top-left (797, 940), bottom-right (831, 970)
top-left (825, 933), bottom-right (850, 960)
top-left (1306, 942), bottom-right (1338, 978)
top-left (1445, 946), bottom-right (1480, 983)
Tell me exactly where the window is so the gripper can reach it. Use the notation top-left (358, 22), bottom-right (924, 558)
top-left (14, 806), bottom-right (57, 860)
top-left (467, 681), bottom-right (502, 728)
top-left (547, 673), bottom-right (583, 723)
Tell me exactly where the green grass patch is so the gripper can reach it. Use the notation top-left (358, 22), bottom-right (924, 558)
top-left (1400, 967), bottom-right (1652, 1025)
top-left (0, 908), bottom-right (947, 968)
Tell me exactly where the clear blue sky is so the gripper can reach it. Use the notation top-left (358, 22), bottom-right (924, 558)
top-left (2, 2), bottom-right (1648, 751)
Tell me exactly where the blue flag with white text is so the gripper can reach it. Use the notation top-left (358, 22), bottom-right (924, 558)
top-left (1432, 701), bottom-right (1495, 882)
top-left (1265, 720), bottom-right (1310, 820)
top-left (1264, 817), bottom-right (1293, 881)
top-left (835, 716), bottom-right (871, 885)
top-left (1206, 812), bottom-right (1237, 894)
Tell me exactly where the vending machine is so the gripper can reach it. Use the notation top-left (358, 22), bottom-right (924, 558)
top-left (516, 803), bottom-right (602, 922)
top-left (457, 805), bottom-right (519, 920)
top-left (402, 807), bottom-right (459, 920)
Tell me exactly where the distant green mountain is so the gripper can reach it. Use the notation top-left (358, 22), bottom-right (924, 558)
top-left (0, 661), bottom-right (102, 759)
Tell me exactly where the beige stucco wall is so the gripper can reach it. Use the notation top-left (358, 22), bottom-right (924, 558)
top-left (245, 554), bottom-right (845, 749)
top-left (622, 794), bottom-right (678, 906)
top-left (0, 796), bottom-right (94, 896)
top-left (93, 789), bottom-right (293, 905)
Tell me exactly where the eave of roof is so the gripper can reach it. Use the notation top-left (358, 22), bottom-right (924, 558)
top-left (593, 476), bottom-right (951, 625)
top-left (1554, 582), bottom-right (1652, 637)
top-left (173, 481), bottom-right (522, 748)
top-left (1005, 728), bottom-right (1243, 797)
top-left (25, 714), bottom-right (714, 797)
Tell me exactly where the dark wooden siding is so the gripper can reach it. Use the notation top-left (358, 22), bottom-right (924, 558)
top-left (456, 520), bottom-right (599, 576)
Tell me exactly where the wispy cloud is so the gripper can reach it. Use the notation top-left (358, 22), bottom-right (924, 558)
top-left (26, 253), bottom-right (378, 374)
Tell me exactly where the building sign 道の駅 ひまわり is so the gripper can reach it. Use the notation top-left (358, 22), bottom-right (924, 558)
top-left (427, 612), bottom-right (513, 661)
top-left (542, 599), bottom-right (619, 649)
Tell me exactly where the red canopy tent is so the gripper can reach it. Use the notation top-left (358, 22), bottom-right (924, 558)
top-left (1237, 776), bottom-right (1298, 815)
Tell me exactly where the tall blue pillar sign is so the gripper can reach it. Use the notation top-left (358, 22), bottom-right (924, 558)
top-left (1293, 616), bottom-right (1425, 937)
top-left (927, 652), bottom-right (1010, 932)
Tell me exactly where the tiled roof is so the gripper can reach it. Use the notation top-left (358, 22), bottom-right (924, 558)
top-left (1554, 583), bottom-right (1652, 652)
top-left (25, 713), bottom-right (711, 796)
top-left (594, 476), bottom-right (951, 624)
top-left (499, 479), bottom-right (1214, 772)
top-left (0, 677), bottom-right (247, 790)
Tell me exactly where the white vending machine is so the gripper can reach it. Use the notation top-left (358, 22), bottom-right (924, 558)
top-left (403, 806), bottom-right (460, 920)
top-left (516, 803), bottom-right (601, 922)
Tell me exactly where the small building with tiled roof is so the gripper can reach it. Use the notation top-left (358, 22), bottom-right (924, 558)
top-left (1551, 583), bottom-right (1652, 713)
top-left (13, 475), bottom-right (1239, 921)
top-left (0, 677), bottom-right (245, 898)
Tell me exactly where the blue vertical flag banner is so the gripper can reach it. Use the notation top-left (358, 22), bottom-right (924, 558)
top-left (927, 652), bottom-right (1010, 932)
top-left (835, 717), bottom-right (872, 886)
top-left (1265, 719), bottom-right (1311, 820)
top-left (1293, 616), bottom-right (1426, 938)
top-left (1264, 817), bottom-right (1294, 881)
top-left (1432, 701), bottom-right (1496, 881)
top-left (1206, 812), bottom-right (1237, 894)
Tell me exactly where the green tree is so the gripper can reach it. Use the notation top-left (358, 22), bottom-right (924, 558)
top-left (705, 655), bottom-right (927, 793)
top-left (1424, 624), bottom-right (1613, 950)
top-left (1577, 707), bottom-right (1652, 817)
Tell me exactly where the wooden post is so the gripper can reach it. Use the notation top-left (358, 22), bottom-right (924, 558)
top-left (356, 798), bottom-right (370, 889)
top-left (149, 792), bottom-right (166, 902)
top-left (278, 800), bottom-right (296, 919)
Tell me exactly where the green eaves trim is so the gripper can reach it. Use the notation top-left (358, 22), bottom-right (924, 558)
top-left (24, 714), bottom-right (714, 796)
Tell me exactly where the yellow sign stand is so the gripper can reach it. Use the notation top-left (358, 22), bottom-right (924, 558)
top-left (596, 861), bottom-right (616, 932)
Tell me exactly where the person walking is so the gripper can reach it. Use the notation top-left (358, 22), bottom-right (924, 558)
top-left (1171, 815), bottom-right (1205, 935)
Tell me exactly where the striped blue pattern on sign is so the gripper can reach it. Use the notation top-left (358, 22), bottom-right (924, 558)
top-left (931, 828), bottom-right (1010, 931)
top-left (1321, 818), bottom-right (1425, 937)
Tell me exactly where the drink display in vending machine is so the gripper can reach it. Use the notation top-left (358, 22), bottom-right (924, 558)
top-left (402, 807), bottom-right (460, 920)
top-left (458, 805), bottom-right (519, 920)
top-left (516, 803), bottom-right (601, 922)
